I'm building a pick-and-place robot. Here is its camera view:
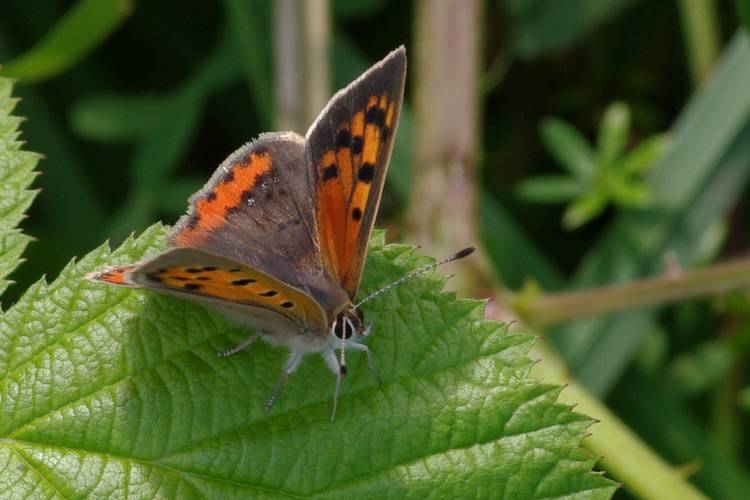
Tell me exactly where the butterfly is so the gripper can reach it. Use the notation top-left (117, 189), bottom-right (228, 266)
top-left (88, 46), bottom-right (473, 419)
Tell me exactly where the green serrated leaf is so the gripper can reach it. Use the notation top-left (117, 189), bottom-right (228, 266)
top-left (0, 77), bottom-right (40, 301)
top-left (0, 225), bottom-right (615, 498)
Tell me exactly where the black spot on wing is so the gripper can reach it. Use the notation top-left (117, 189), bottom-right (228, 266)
top-left (351, 136), bottom-right (363, 155)
top-left (335, 129), bottom-right (351, 149)
top-left (183, 283), bottom-right (202, 290)
top-left (365, 106), bottom-right (386, 127)
top-left (186, 214), bottom-right (200, 229)
top-left (352, 207), bottom-right (362, 221)
top-left (322, 164), bottom-right (338, 181)
top-left (146, 273), bottom-right (162, 283)
top-left (259, 290), bottom-right (278, 297)
top-left (231, 278), bottom-right (256, 286)
top-left (358, 163), bottom-right (375, 183)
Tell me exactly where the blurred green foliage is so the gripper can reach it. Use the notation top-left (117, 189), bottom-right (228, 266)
top-left (517, 102), bottom-right (667, 229)
top-left (1, 0), bottom-right (750, 498)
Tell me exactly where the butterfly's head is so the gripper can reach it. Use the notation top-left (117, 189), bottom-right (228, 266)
top-left (331, 305), bottom-right (366, 343)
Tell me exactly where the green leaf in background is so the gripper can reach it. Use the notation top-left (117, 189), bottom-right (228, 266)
top-left (506, 0), bottom-right (634, 58)
top-left (516, 175), bottom-right (585, 202)
top-left (597, 101), bottom-right (630, 166)
top-left (0, 0), bottom-right (131, 83)
top-left (0, 225), bottom-right (615, 498)
top-left (736, 0), bottom-right (750, 36)
top-left (540, 117), bottom-right (597, 179)
top-left (223, 0), bottom-right (273, 128)
top-left (621, 134), bottom-right (669, 175)
top-left (480, 192), bottom-right (565, 291)
top-left (69, 93), bottom-right (163, 143)
top-left (562, 191), bottom-right (607, 229)
top-left (555, 32), bottom-right (750, 396)
top-left (0, 77), bottom-right (40, 299)
top-left (521, 101), bottom-right (663, 229)
top-left (740, 386), bottom-right (750, 411)
top-left (333, 0), bottom-right (386, 20)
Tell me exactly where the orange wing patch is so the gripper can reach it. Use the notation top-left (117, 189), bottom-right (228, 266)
top-left (143, 265), bottom-right (318, 321)
top-left (88, 266), bottom-right (135, 285)
top-left (316, 94), bottom-right (391, 286)
top-left (174, 150), bottom-right (272, 246)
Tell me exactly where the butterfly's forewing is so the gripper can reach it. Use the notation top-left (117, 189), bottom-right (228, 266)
top-left (169, 133), bottom-right (347, 315)
top-left (306, 47), bottom-right (406, 299)
top-left (89, 247), bottom-right (328, 333)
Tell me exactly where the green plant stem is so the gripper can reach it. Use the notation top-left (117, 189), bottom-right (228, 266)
top-left (530, 340), bottom-right (708, 500)
top-left (514, 257), bottom-right (750, 328)
top-left (677, 0), bottom-right (721, 85)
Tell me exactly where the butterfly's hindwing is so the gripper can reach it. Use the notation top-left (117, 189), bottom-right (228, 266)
top-left (91, 248), bottom-right (329, 334)
top-left (306, 46), bottom-right (406, 299)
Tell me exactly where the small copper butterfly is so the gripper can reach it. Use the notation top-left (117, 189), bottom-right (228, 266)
top-left (88, 46), bottom-right (473, 418)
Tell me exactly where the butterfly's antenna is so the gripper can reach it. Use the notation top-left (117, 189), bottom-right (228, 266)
top-left (331, 321), bottom-right (349, 421)
top-left (353, 247), bottom-right (476, 310)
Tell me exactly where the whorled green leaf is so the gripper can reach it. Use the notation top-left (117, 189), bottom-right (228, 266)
top-left (540, 117), bottom-right (596, 179)
top-left (597, 102), bottom-right (630, 167)
top-left (516, 174), bottom-right (585, 203)
top-left (0, 225), bottom-right (615, 498)
top-left (0, 77), bottom-right (40, 300)
top-left (621, 134), bottom-right (669, 175)
top-left (0, 0), bottom-right (131, 83)
top-left (563, 192), bottom-right (607, 230)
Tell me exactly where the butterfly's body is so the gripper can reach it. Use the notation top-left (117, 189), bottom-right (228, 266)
top-left (89, 47), bottom-right (407, 416)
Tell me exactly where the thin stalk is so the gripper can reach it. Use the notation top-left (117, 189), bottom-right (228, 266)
top-left (273, 0), bottom-right (303, 131)
top-left (529, 339), bottom-right (708, 500)
top-left (273, 0), bottom-right (329, 133)
top-left (513, 257), bottom-right (750, 328)
top-left (408, 1), bottom-right (711, 497)
top-left (409, 0), bottom-right (493, 292)
top-left (301, 0), bottom-right (330, 128)
top-left (677, 0), bottom-right (721, 85)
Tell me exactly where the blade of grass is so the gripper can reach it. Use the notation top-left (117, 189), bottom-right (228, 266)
top-left (0, 0), bottom-right (131, 83)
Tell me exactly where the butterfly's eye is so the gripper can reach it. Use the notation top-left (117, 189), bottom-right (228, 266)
top-left (332, 314), bottom-right (354, 339)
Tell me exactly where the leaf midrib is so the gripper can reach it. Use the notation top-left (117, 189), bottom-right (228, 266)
top-left (4, 439), bottom-right (304, 499)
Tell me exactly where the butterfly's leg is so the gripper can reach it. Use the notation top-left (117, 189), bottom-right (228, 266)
top-left (360, 322), bottom-right (373, 337)
top-left (348, 341), bottom-right (381, 385)
top-left (323, 348), bottom-right (346, 421)
top-left (217, 333), bottom-right (259, 357)
top-left (264, 350), bottom-right (304, 411)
